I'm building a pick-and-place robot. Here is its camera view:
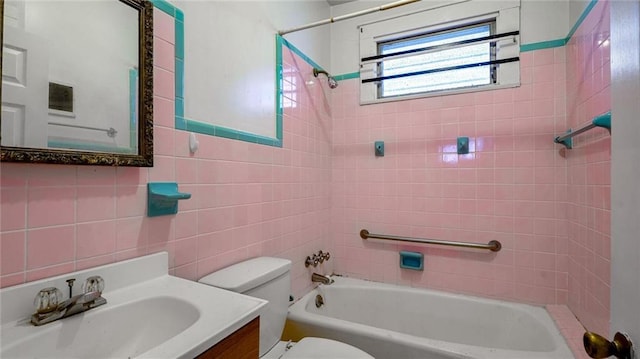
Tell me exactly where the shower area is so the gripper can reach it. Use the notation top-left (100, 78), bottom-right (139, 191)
top-left (277, 0), bottom-right (617, 357)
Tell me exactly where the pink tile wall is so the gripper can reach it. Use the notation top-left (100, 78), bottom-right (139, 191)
top-left (0, 8), bottom-right (333, 300)
top-left (565, 0), bottom-right (611, 336)
top-left (331, 48), bottom-right (569, 305)
top-left (0, 6), bottom-right (612, 338)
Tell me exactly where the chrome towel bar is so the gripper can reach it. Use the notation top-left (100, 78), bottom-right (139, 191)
top-left (49, 122), bottom-right (118, 138)
top-left (360, 229), bottom-right (502, 252)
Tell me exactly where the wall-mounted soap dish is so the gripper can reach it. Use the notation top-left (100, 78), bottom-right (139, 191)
top-left (399, 251), bottom-right (423, 271)
top-left (147, 182), bottom-right (191, 217)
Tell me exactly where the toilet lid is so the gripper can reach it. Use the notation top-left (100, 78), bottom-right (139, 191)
top-left (282, 337), bottom-right (374, 358)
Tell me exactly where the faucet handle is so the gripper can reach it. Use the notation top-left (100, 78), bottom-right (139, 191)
top-left (34, 287), bottom-right (63, 314)
top-left (82, 276), bottom-right (105, 294)
top-left (305, 256), bottom-right (315, 267)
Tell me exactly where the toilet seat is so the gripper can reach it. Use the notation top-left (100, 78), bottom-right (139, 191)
top-left (280, 337), bottom-right (374, 358)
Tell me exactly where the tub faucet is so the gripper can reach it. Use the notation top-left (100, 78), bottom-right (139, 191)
top-left (311, 273), bottom-right (334, 285)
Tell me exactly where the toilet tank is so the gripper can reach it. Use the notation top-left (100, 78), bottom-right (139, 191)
top-left (198, 257), bottom-right (292, 357)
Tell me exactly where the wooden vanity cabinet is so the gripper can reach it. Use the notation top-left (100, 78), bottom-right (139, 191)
top-left (196, 317), bottom-right (260, 359)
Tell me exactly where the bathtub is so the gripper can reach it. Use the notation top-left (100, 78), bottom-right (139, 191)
top-left (284, 277), bottom-right (573, 359)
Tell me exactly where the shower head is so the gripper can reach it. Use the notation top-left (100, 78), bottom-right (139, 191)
top-left (313, 68), bottom-right (338, 89)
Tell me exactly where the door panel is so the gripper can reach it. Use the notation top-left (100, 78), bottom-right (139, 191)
top-left (1, 26), bottom-right (49, 148)
top-left (610, 0), bottom-right (640, 350)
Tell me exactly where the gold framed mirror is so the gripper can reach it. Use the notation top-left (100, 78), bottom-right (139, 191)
top-left (0, 0), bottom-right (153, 166)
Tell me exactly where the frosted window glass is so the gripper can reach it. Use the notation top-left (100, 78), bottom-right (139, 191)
top-left (379, 23), bottom-right (492, 98)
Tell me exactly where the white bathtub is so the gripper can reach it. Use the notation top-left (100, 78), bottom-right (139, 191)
top-left (285, 277), bottom-right (573, 359)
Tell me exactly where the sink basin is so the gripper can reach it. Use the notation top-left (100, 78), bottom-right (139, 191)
top-left (2, 297), bottom-right (200, 358)
top-left (0, 253), bottom-right (267, 359)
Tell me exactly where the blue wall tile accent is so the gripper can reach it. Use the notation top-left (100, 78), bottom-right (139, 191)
top-left (334, 72), bottom-right (360, 81)
top-left (275, 35), bottom-right (284, 143)
top-left (520, 0), bottom-right (599, 53)
top-left (175, 8), bottom-right (184, 22)
top-left (566, 0), bottom-right (599, 41)
top-left (278, 35), bottom-right (324, 71)
top-left (174, 19), bottom-right (184, 61)
top-left (175, 58), bottom-right (184, 101)
top-left (175, 97), bottom-right (184, 118)
top-left (520, 38), bottom-right (568, 52)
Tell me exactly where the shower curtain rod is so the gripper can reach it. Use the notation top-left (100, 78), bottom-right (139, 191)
top-left (278, 0), bottom-right (421, 36)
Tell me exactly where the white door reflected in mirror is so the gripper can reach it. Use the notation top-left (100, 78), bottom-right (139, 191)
top-left (1, 25), bottom-right (48, 148)
top-left (1, 0), bottom-right (138, 154)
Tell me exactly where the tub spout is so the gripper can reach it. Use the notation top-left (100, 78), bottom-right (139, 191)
top-left (311, 273), bottom-right (334, 285)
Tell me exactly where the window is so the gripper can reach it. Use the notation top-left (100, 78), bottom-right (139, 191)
top-left (49, 82), bottom-right (74, 113)
top-left (359, 0), bottom-right (520, 104)
top-left (282, 68), bottom-right (298, 108)
top-left (378, 22), bottom-right (494, 98)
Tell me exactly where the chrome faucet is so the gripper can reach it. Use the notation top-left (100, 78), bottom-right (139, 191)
top-left (311, 273), bottom-right (334, 285)
top-left (31, 276), bottom-right (107, 326)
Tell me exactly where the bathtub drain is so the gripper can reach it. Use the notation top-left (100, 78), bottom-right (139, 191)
top-left (315, 294), bottom-right (324, 308)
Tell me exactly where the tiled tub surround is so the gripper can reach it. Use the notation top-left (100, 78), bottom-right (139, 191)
top-left (565, 0), bottom-right (611, 337)
top-left (0, 8), bottom-right (334, 300)
top-left (331, 47), bottom-right (570, 305)
top-left (329, 2), bottom-right (611, 357)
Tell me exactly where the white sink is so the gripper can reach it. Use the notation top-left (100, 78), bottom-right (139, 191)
top-left (0, 253), bottom-right (267, 358)
top-left (2, 297), bottom-right (200, 358)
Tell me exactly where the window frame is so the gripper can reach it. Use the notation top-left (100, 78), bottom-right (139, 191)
top-left (358, 0), bottom-right (520, 105)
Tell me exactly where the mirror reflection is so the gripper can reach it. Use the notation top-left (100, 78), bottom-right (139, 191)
top-left (2, 0), bottom-right (138, 153)
top-left (1, 0), bottom-right (153, 166)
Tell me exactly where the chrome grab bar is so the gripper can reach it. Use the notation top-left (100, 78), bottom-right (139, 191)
top-left (554, 111), bottom-right (611, 149)
top-left (360, 229), bottom-right (502, 252)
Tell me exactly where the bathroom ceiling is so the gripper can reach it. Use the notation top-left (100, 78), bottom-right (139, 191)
top-left (326, 0), bottom-right (357, 6)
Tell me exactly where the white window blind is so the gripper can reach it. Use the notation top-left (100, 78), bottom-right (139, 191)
top-left (378, 22), bottom-right (494, 98)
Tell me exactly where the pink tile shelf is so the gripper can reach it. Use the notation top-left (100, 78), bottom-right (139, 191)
top-left (547, 305), bottom-right (591, 359)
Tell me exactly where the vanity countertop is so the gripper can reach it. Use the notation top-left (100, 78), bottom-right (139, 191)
top-left (0, 253), bottom-right (267, 358)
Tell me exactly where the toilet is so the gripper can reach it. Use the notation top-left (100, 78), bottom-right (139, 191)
top-left (198, 257), bottom-right (374, 358)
